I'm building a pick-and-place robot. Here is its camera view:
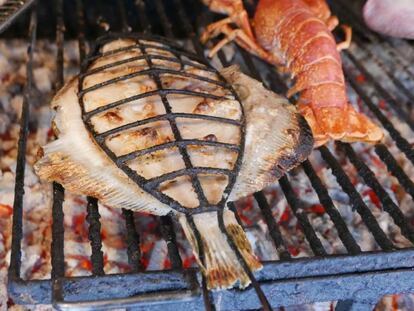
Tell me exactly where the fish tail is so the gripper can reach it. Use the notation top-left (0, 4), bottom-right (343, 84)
top-left (178, 210), bottom-right (262, 290)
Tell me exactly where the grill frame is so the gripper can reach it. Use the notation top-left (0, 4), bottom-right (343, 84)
top-left (5, 0), bottom-right (414, 310)
top-left (0, 0), bottom-right (35, 34)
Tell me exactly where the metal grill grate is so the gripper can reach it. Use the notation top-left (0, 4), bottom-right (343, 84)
top-left (78, 33), bottom-right (245, 214)
top-left (6, 0), bottom-right (414, 310)
top-left (0, 0), bottom-right (35, 33)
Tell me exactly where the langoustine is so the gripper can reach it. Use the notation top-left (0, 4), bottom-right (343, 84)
top-left (201, 0), bottom-right (384, 146)
top-left (34, 36), bottom-right (313, 289)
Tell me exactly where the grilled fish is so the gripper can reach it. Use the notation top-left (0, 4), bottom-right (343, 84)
top-left (34, 36), bottom-right (313, 289)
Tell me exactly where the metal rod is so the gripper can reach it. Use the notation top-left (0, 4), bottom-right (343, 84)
top-left (318, 146), bottom-right (395, 251)
top-left (333, 0), bottom-right (414, 80)
top-left (122, 209), bottom-right (143, 272)
top-left (253, 192), bottom-right (292, 260)
top-left (83, 88), bottom-right (225, 119)
top-left (8, 3), bottom-right (37, 281)
top-left (339, 142), bottom-right (414, 245)
top-left (153, 0), bottom-right (174, 38)
top-left (344, 67), bottom-right (414, 167)
top-left (186, 214), bottom-right (216, 311)
top-left (76, 0), bottom-right (86, 62)
top-left (159, 216), bottom-right (183, 269)
top-left (85, 197), bottom-right (105, 275)
top-left (374, 144), bottom-right (414, 202)
top-left (279, 176), bottom-right (328, 256)
top-left (134, 0), bottom-right (151, 33)
top-left (117, 0), bottom-right (130, 33)
top-left (94, 112), bottom-right (240, 140)
top-left (0, 0), bottom-right (36, 34)
top-left (51, 0), bottom-right (66, 304)
top-left (302, 160), bottom-right (362, 255)
top-left (343, 50), bottom-right (414, 133)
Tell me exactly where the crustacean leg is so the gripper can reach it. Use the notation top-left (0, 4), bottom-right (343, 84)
top-left (324, 15), bottom-right (352, 51)
top-left (200, 0), bottom-right (282, 66)
top-left (202, 0), bottom-right (255, 37)
top-left (201, 21), bottom-right (280, 65)
top-left (336, 25), bottom-right (352, 51)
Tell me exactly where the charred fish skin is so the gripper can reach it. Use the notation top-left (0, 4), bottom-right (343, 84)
top-left (34, 34), bottom-right (312, 290)
top-left (221, 66), bottom-right (313, 201)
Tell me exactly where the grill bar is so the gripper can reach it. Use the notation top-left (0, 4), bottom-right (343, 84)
top-left (374, 144), bottom-right (414, 201)
top-left (185, 214), bottom-right (216, 311)
top-left (85, 197), bottom-right (105, 275)
top-left (301, 160), bottom-right (362, 255)
top-left (75, 0), bottom-right (86, 62)
top-left (318, 146), bottom-right (395, 251)
top-left (253, 192), bottom-right (292, 260)
top-left (51, 0), bottom-right (66, 305)
top-left (343, 49), bottom-right (414, 133)
top-left (75, 0), bottom-right (106, 277)
top-left (134, 0), bottom-right (151, 33)
top-left (333, 0), bottom-right (414, 82)
top-left (8, 2), bottom-right (37, 281)
top-left (339, 142), bottom-right (414, 244)
top-left (122, 209), bottom-right (142, 272)
top-left (159, 216), bottom-right (183, 270)
top-left (279, 176), bottom-right (328, 256)
top-left (344, 70), bottom-right (414, 167)
top-left (83, 89), bottom-right (226, 120)
top-left (0, 0), bottom-right (36, 34)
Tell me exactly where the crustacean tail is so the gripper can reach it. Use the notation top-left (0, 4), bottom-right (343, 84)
top-left (299, 103), bottom-right (384, 147)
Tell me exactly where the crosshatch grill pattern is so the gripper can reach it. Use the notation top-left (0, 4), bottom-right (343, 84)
top-left (77, 33), bottom-right (246, 214)
top-left (6, 0), bottom-right (414, 310)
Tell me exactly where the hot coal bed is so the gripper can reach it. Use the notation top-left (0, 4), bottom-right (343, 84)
top-left (1, 0), bottom-right (414, 310)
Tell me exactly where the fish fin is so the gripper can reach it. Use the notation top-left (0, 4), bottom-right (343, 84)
top-left (34, 78), bottom-right (171, 216)
top-left (220, 67), bottom-right (313, 201)
top-left (178, 210), bottom-right (262, 290)
top-left (34, 140), bottom-right (170, 215)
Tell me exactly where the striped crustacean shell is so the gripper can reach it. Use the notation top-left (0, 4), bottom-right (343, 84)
top-left (34, 34), bottom-right (313, 289)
